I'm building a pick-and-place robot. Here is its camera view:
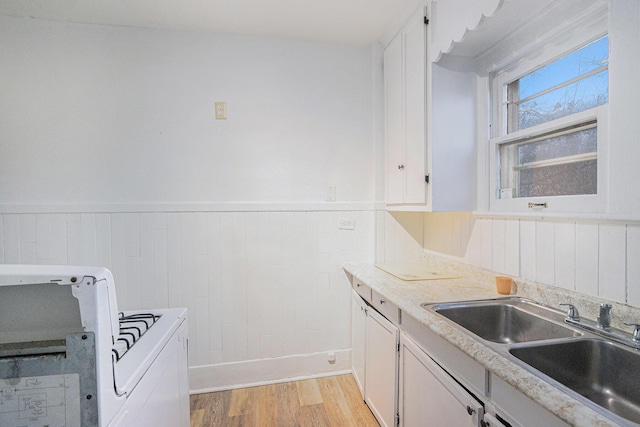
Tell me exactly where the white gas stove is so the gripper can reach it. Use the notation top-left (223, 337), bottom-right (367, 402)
top-left (0, 265), bottom-right (189, 427)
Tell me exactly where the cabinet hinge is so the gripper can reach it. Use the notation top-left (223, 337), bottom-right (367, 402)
top-left (425, 174), bottom-right (430, 184)
top-left (396, 413), bottom-right (400, 426)
top-left (397, 343), bottom-right (400, 352)
top-left (424, 16), bottom-right (429, 25)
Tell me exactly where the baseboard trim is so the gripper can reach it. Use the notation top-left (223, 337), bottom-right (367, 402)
top-left (189, 349), bottom-right (351, 394)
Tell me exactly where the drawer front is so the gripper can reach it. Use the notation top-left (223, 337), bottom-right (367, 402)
top-left (353, 279), bottom-right (372, 303)
top-left (371, 290), bottom-right (400, 324)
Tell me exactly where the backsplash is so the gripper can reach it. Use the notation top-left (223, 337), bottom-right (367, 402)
top-left (379, 211), bottom-right (640, 308)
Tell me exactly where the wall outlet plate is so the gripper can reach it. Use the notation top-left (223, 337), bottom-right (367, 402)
top-left (215, 102), bottom-right (227, 120)
top-left (338, 218), bottom-right (355, 230)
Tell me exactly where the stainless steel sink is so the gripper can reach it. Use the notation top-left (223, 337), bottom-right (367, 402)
top-left (423, 297), bottom-right (640, 424)
top-left (424, 298), bottom-right (580, 344)
top-left (510, 339), bottom-right (640, 424)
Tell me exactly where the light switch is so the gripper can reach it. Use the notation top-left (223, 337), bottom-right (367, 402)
top-left (215, 102), bottom-right (227, 120)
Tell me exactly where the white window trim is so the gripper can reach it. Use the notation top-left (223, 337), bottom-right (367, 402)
top-left (486, 15), bottom-right (609, 214)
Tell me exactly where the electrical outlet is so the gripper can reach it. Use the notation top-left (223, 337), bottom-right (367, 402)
top-left (338, 218), bottom-right (355, 230)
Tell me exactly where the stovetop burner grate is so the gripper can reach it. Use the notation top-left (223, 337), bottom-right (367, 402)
top-left (112, 312), bottom-right (161, 362)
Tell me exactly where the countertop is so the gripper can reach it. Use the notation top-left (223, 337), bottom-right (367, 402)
top-left (343, 261), bottom-right (624, 427)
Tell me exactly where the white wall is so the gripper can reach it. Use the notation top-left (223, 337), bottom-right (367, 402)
top-left (0, 16), bottom-right (375, 205)
top-left (0, 15), bottom-right (381, 390)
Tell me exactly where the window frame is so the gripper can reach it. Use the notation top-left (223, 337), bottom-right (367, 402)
top-left (488, 27), bottom-right (609, 214)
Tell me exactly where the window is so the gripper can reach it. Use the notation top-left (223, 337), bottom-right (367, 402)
top-left (490, 34), bottom-right (609, 212)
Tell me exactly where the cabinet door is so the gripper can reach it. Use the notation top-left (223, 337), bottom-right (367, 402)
top-left (384, 33), bottom-right (405, 204)
top-left (351, 290), bottom-right (367, 398)
top-left (399, 334), bottom-right (483, 427)
top-left (365, 308), bottom-right (399, 427)
top-left (403, 8), bottom-right (427, 204)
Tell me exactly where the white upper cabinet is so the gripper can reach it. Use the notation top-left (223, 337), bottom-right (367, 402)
top-left (384, 32), bottom-right (407, 205)
top-left (383, 3), bottom-right (476, 211)
top-left (384, 6), bottom-right (427, 207)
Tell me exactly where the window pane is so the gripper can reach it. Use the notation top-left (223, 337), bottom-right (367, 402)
top-left (519, 160), bottom-right (597, 197)
top-left (499, 126), bottom-right (597, 198)
top-left (518, 71), bottom-right (608, 129)
top-left (507, 36), bottom-right (609, 133)
top-left (519, 37), bottom-right (609, 100)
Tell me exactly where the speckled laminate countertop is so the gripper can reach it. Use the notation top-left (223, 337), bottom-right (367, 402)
top-left (343, 260), bottom-right (630, 427)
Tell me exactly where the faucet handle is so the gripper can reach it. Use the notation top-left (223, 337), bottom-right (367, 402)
top-left (597, 303), bottom-right (612, 329)
top-left (624, 322), bottom-right (640, 341)
top-left (559, 303), bottom-right (580, 320)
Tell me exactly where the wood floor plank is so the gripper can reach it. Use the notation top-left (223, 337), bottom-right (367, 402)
top-left (297, 378), bottom-right (324, 406)
top-left (316, 376), bottom-right (353, 426)
top-left (275, 381), bottom-right (302, 426)
top-left (190, 388), bottom-right (232, 425)
top-left (335, 374), bottom-right (379, 426)
top-left (189, 409), bottom-right (205, 427)
top-left (299, 403), bottom-right (333, 427)
top-left (225, 414), bottom-right (249, 427)
top-left (228, 387), bottom-right (252, 416)
top-left (250, 384), bottom-right (278, 427)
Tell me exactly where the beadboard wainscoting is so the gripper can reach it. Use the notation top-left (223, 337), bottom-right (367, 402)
top-left (3, 208), bottom-right (640, 391)
top-left (385, 212), bottom-right (640, 308)
top-left (0, 207), bottom-right (376, 391)
top-left (465, 217), bottom-right (640, 307)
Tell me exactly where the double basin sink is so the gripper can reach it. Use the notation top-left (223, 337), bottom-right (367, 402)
top-left (422, 298), bottom-right (640, 426)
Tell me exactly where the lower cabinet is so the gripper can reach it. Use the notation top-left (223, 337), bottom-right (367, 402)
top-left (399, 333), bottom-right (484, 427)
top-left (351, 290), bottom-right (399, 427)
top-left (365, 305), bottom-right (399, 427)
top-left (349, 279), bottom-right (569, 427)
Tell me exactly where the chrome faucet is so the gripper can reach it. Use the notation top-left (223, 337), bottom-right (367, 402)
top-left (559, 301), bottom-right (640, 349)
top-left (597, 303), bottom-right (612, 329)
top-left (559, 303), bottom-right (580, 321)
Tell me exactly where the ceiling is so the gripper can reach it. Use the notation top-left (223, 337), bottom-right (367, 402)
top-left (0, 0), bottom-right (420, 45)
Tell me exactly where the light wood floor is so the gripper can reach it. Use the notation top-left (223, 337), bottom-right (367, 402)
top-left (190, 374), bottom-right (380, 427)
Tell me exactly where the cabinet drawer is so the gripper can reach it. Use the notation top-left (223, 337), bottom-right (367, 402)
top-left (371, 290), bottom-right (400, 324)
top-left (353, 279), bottom-right (372, 303)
